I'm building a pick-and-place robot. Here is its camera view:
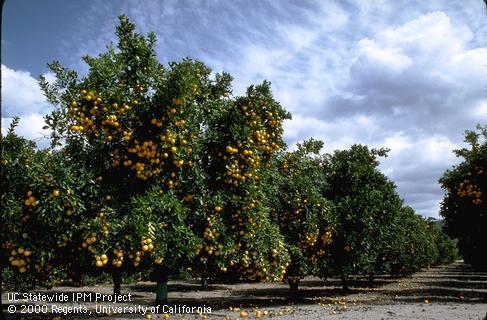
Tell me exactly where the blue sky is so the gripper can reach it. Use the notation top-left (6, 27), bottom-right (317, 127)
top-left (2, 0), bottom-right (487, 217)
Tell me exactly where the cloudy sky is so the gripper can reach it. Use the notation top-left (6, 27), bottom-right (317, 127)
top-left (2, 0), bottom-right (486, 217)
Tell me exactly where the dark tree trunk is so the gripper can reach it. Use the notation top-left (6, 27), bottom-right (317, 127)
top-left (289, 280), bottom-right (299, 299)
top-left (201, 277), bottom-right (208, 289)
top-left (0, 274), bottom-right (3, 313)
top-left (153, 264), bottom-right (169, 308)
top-left (112, 270), bottom-right (122, 295)
top-left (341, 275), bottom-right (349, 291)
top-left (368, 273), bottom-right (375, 283)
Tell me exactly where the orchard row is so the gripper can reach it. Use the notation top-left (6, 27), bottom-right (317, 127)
top-left (1, 16), bottom-right (470, 297)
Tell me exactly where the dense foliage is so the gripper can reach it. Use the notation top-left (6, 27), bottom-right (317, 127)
top-left (35, 17), bottom-right (212, 289)
top-left (440, 125), bottom-right (486, 270)
top-left (1, 118), bottom-right (102, 289)
top-left (1, 16), bottom-right (459, 294)
top-left (267, 139), bottom-right (334, 291)
top-left (192, 80), bottom-right (292, 283)
top-left (384, 207), bottom-right (457, 276)
top-left (320, 145), bottom-right (456, 284)
top-left (323, 145), bottom-right (398, 281)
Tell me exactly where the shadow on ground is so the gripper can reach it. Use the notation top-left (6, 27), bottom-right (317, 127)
top-left (2, 261), bottom-right (487, 319)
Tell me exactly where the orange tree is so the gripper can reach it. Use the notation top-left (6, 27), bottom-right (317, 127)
top-left (1, 118), bottom-right (97, 292)
top-left (37, 16), bottom-right (219, 298)
top-left (424, 218), bottom-right (458, 266)
top-left (385, 206), bottom-right (440, 275)
top-left (428, 219), bottom-right (458, 265)
top-left (190, 81), bottom-right (291, 285)
top-left (322, 145), bottom-right (406, 287)
top-left (440, 125), bottom-right (486, 270)
top-left (368, 179), bottom-right (405, 277)
top-left (266, 139), bottom-right (334, 293)
top-left (321, 143), bottom-right (457, 281)
top-left (38, 15), bottom-right (291, 300)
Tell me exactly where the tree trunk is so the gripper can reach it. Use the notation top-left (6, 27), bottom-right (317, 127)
top-left (156, 281), bottom-right (168, 307)
top-left (289, 280), bottom-right (299, 298)
top-left (112, 271), bottom-right (122, 295)
top-left (0, 276), bottom-right (3, 313)
top-left (153, 264), bottom-right (169, 308)
top-left (201, 277), bottom-right (208, 290)
top-left (341, 275), bottom-right (349, 291)
top-left (368, 273), bottom-right (375, 283)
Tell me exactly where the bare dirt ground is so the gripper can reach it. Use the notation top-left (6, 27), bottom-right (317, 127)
top-left (2, 261), bottom-right (486, 319)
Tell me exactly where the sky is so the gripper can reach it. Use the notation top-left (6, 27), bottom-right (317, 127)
top-left (1, 0), bottom-right (486, 218)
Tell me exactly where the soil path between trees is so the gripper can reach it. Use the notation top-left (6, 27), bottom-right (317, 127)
top-left (2, 261), bottom-right (486, 319)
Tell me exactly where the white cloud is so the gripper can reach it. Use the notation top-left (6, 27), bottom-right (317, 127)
top-left (355, 39), bottom-right (413, 74)
top-left (378, 11), bottom-right (473, 59)
top-left (342, 11), bottom-right (486, 144)
top-left (418, 135), bottom-right (458, 164)
top-left (1, 65), bottom-right (50, 117)
top-left (1, 65), bottom-right (52, 148)
top-left (382, 132), bottom-right (413, 155)
top-left (282, 26), bottom-right (319, 50)
top-left (284, 113), bottom-right (380, 152)
top-left (313, 1), bottom-right (349, 30)
top-left (1, 114), bottom-right (51, 149)
top-left (379, 134), bottom-right (461, 217)
top-left (474, 102), bottom-right (487, 118)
